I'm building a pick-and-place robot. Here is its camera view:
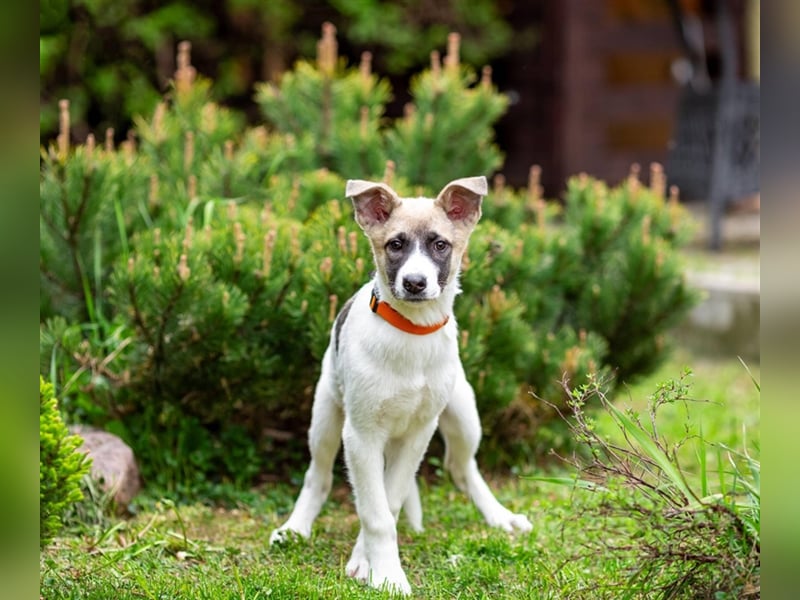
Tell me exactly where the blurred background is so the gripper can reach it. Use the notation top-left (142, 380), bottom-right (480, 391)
top-left (41, 0), bottom-right (760, 195)
top-left (39, 0), bottom-right (762, 370)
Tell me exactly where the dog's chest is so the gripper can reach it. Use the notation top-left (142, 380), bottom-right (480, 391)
top-left (377, 370), bottom-right (448, 436)
top-left (341, 337), bottom-right (456, 437)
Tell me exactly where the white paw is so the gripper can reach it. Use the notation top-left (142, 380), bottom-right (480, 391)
top-left (405, 513), bottom-right (424, 534)
top-left (346, 543), bottom-right (411, 596)
top-left (269, 526), bottom-right (308, 546)
top-left (368, 563), bottom-right (412, 596)
top-left (345, 542), bottom-right (370, 581)
top-left (487, 509), bottom-right (533, 534)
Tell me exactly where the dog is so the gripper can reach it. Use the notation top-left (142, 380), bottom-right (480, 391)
top-left (270, 176), bottom-right (532, 595)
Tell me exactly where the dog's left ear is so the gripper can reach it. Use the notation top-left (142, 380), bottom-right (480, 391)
top-left (435, 176), bottom-right (487, 226)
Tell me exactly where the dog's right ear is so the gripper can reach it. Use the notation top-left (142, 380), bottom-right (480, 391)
top-left (346, 180), bottom-right (399, 230)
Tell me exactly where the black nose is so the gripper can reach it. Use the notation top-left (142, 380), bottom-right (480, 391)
top-left (403, 275), bottom-right (427, 294)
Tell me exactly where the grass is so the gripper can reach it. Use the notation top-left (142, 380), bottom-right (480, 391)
top-left (537, 350), bottom-right (760, 598)
top-left (607, 349), bottom-right (760, 469)
top-left (40, 350), bottom-right (759, 599)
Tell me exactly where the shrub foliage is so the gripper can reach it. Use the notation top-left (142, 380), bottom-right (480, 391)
top-left (40, 377), bottom-right (91, 548)
top-left (40, 30), bottom-right (697, 493)
top-left (41, 0), bottom-right (522, 143)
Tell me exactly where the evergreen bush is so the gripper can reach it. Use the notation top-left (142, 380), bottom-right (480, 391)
top-left (40, 29), bottom-right (698, 493)
top-left (40, 377), bottom-right (91, 548)
top-left (41, 0), bottom-right (523, 143)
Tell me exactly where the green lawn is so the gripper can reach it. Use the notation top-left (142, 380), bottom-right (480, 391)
top-left (605, 348), bottom-right (759, 452)
top-left (40, 351), bottom-right (759, 599)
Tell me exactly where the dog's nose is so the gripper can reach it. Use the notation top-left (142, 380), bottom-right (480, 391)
top-left (402, 275), bottom-right (427, 295)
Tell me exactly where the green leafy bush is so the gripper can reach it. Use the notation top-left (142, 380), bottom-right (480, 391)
top-left (255, 29), bottom-right (507, 187)
top-left (40, 32), bottom-right (697, 493)
top-left (40, 377), bottom-right (91, 548)
top-left (41, 0), bottom-right (525, 144)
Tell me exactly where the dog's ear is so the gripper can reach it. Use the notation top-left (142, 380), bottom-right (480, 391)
top-left (346, 180), bottom-right (399, 229)
top-left (435, 176), bottom-right (487, 226)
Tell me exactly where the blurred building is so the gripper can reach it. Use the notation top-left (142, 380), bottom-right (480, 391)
top-left (494, 0), bottom-right (759, 196)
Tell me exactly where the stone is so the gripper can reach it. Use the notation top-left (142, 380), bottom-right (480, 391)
top-left (69, 426), bottom-right (141, 510)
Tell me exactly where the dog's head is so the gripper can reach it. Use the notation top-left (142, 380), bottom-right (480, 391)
top-left (346, 176), bottom-right (486, 303)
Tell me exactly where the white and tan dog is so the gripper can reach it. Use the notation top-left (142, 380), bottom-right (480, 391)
top-left (270, 176), bottom-right (532, 595)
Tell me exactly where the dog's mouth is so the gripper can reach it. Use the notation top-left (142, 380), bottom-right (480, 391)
top-left (391, 285), bottom-right (440, 303)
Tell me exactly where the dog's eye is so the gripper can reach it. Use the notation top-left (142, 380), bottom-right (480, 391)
top-left (387, 239), bottom-right (404, 252)
top-left (433, 240), bottom-right (450, 253)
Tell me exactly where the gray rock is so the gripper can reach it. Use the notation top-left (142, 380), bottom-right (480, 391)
top-left (69, 426), bottom-right (141, 510)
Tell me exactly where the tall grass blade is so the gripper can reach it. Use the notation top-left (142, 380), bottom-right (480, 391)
top-left (91, 520), bottom-right (127, 550)
top-left (697, 422), bottom-right (708, 498)
top-left (203, 200), bottom-right (216, 228)
top-left (716, 444), bottom-right (727, 498)
top-left (737, 356), bottom-right (760, 392)
top-left (183, 196), bottom-right (203, 225)
top-left (93, 226), bottom-right (103, 323)
top-left (528, 475), bottom-right (608, 492)
top-left (79, 256), bottom-right (97, 324)
top-left (721, 445), bottom-right (760, 502)
top-left (114, 197), bottom-right (129, 257)
top-left (606, 402), bottom-right (696, 503)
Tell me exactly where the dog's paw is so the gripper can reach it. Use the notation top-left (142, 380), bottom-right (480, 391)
top-left (368, 564), bottom-right (412, 596)
top-left (486, 509), bottom-right (533, 534)
top-left (345, 542), bottom-right (370, 581)
top-left (505, 512), bottom-right (533, 533)
top-left (269, 526), bottom-right (307, 546)
top-left (347, 545), bottom-right (411, 596)
top-left (374, 571), bottom-right (412, 596)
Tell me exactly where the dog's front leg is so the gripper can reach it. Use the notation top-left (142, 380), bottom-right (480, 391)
top-left (383, 420), bottom-right (438, 528)
top-left (270, 357), bottom-right (344, 544)
top-left (439, 374), bottom-right (533, 533)
top-left (343, 421), bottom-right (411, 596)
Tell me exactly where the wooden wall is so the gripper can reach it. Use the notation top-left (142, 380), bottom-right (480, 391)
top-left (494, 0), bottom-right (752, 195)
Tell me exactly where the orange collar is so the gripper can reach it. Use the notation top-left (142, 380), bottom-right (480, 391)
top-left (369, 289), bottom-right (449, 335)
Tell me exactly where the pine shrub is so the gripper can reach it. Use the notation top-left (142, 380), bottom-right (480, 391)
top-left (40, 377), bottom-right (91, 548)
top-left (40, 29), bottom-right (698, 492)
